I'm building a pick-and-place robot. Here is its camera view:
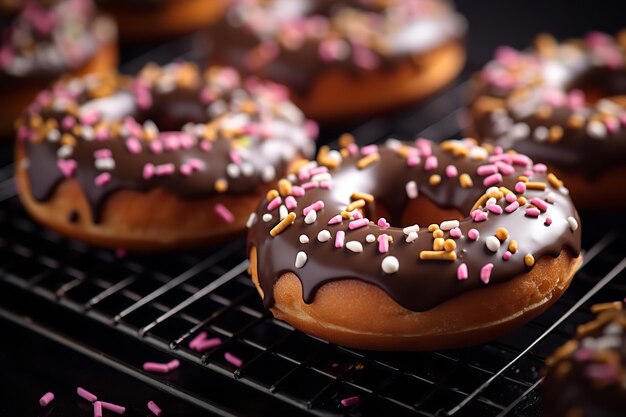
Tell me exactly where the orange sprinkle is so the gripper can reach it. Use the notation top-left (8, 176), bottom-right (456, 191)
top-left (269, 212), bottom-right (296, 237)
top-left (496, 227), bottom-right (509, 242)
top-left (433, 229), bottom-right (444, 239)
top-left (567, 114), bottom-right (585, 129)
top-left (499, 186), bottom-right (513, 195)
top-left (433, 238), bottom-right (445, 251)
top-left (444, 239), bottom-right (456, 252)
top-left (549, 126), bottom-right (563, 142)
top-left (266, 189), bottom-right (279, 201)
top-left (215, 179), bottom-right (228, 193)
top-left (317, 146), bottom-right (340, 169)
top-left (429, 174), bottom-right (442, 185)
top-left (591, 302), bottom-right (623, 314)
top-left (419, 251), bottom-right (457, 261)
top-left (339, 133), bottom-right (355, 148)
top-left (288, 159), bottom-right (310, 175)
top-left (547, 173), bottom-right (562, 189)
top-left (518, 176), bottom-right (528, 183)
top-left (428, 224), bottom-right (439, 232)
top-left (357, 153), bottom-right (380, 169)
top-left (346, 199), bottom-right (366, 212)
top-left (278, 179), bottom-right (292, 197)
top-left (517, 196), bottom-right (527, 205)
top-left (60, 134), bottom-right (75, 146)
top-left (460, 173), bottom-right (473, 188)
top-left (524, 253), bottom-right (535, 267)
top-left (508, 240), bottom-right (518, 253)
top-left (526, 182), bottom-right (547, 191)
top-left (351, 192), bottom-right (374, 203)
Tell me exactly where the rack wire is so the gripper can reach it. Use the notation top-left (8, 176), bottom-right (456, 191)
top-left (1, 34), bottom-right (625, 417)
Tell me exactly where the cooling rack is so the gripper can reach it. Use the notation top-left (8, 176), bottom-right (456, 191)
top-left (1, 33), bottom-right (625, 417)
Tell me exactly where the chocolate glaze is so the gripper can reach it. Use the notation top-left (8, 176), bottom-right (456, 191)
top-left (247, 139), bottom-right (581, 312)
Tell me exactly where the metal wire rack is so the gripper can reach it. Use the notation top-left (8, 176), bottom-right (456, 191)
top-left (1, 34), bottom-right (626, 417)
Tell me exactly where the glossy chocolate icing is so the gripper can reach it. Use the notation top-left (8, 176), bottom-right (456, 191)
top-left (247, 139), bottom-right (581, 312)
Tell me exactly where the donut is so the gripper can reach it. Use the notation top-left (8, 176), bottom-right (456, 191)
top-left (469, 31), bottom-right (626, 209)
top-left (14, 62), bottom-right (317, 251)
top-left (247, 137), bottom-right (582, 351)
top-left (0, 0), bottom-right (118, 138)
top-left (209, 0), bottom-right (466, 122)
top-left (542, 301), bottom-right (626, 417)
top-left (97, 0), bottom-right (226, 43)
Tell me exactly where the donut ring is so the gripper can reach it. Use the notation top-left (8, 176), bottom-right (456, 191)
top-left (0, 0), bottom-right (118, 137)
top-left (247, 137), bottom-right (582, 351)
top-left (15, 62), bottom-right (316, 251)
top-left (469, 31), bottom-right (626, 209)
top-left (209, 0), bottom-right (466, 122)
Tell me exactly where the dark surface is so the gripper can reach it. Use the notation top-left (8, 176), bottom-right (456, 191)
top-left (2, 1), bottom-right (626, 416)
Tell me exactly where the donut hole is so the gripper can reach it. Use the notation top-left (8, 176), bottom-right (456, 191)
top-left (565, 67), bottom-right (626, 104)
top-left (367, 194), bottom-right (464, 229)
top-left (135, 89), bottom-right (208, 131)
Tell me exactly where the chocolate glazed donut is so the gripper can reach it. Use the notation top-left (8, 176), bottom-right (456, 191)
top-left (15, 63), bottom-right (316, 251)
top-left (247, 137), bottom-right (582, 351)
top-left (469, 31), bottom-right (626, 209)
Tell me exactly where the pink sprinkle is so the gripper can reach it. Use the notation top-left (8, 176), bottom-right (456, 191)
top-left (468, 229), bottom-right (480, 240)
top-left (319, 180), bottom-right (332, 189)
top-left (95, 130), bottom-right (109, 141)
top-left (267, 196), bottom-right (282, 211)
top-left (147, 400), bottom-right (162, 416)
top-left (347, 143), bottom-right (359, 155)
top-left (477, 164), bottom-right (498, 176)
top-left (568, 89), bottom-right (585, 109)
top-left (200, 88), bottom-right (215, 104)
top-left (94, 401), bottom-right (103, 417)
top-left (450, 227), bottom-right (462, 238)
top-left (407, 155), bottom-right (421, 167)
top-left (125, 138), bottom-right (142, 154)
top-left (378, 234), bottom-right (389, 253)
top-left (533, 163), bottom-right (547, 173)
top-left (505, 193), bottom-right (517, 203)
top-left (473, 211), bottom-right (488, 222)
top-left (80, 110), bottom-right (100, 126)
top-left (495, 161), bottom-right (515, 175)
top-left (61, 115), bottom-right (76, 130)
top-left (304, 119), bottom-right (318, 139)
top-left (335, 231), bottom-right (345, 248)
top-left (525, 207), bottom-right (541, 217)
top-left (77, 387), bottom-right (97, 402)
top-left (224, 352), bottom-right (243, 367)
top-left (424, 155), bottom-right (438, 171)
top-left (489, 153), bottom-right (512, 164)
top-left (100, 401), bottom-right (126, 414)
top-left (503, 251), bottom-right (512, 261)
top-left (298, 168), bottom-right (311, 181)
top-left (229, 151), bottom-right (241, 165)
top-left (340, 396), bottom-right (360, 407)
top-left (301, 181), bottom-right (318, 190)
top-left (319, 38), bottom-right (346, 61)
top-left (303, 200), bottom-right (324, 216)
top-left (214, 204), bottom-right (234, 223)
top-left (585, 31), bottom-right (612, 47)
top-left (530, 198), bottom-right (548, 212)
top-left (515, 181), bottom-right (526, 193)
top-left (17, 126), bottom-right (31, 141)
top-left (328, 215), bottom-right (342, 225)
top-left (505, 201), bottom-right (520, 213)
top-left (494, 45), bottom-right (520, 67)
top-left (155, 163), bottom-right (175, 176)
top-left (480, 263), bottom-right (494, 284)
top-left (605, 118), bottom-right (620, 133)
top-left (415, 138), bottom-right (432, 156)
top-left (200, 141), bottom-right (212, 152)
top-left (457, 263), bottom-right (468, 280)
top-left (487, 204), bottom-right (503, 214)
top-left (574, 348), bottom-right (594, 362)
top-left (180, 164), bottom-right (193, 176)
top-left (150, 140), bottom-right (163, 154)
top-left (523, 169), bottom-right (534, 177)
top-left (143, 362), bottom-right (170, 373)
top-left (57, 159), bottom-right (77, 177)
top-left (361, 145), bottom-right (378, 156)
top-left (310, 166), bottom-right (328, 176)
top-left (377, 218), bottom-right (390, 229)
top-left (483, 173), bottom-right (503, 187)
top-left (585, 363), bottom-right (620, 383)
top-left (39, 392), bottom-right (54, 407)
top-left (291, 186), bottom-right (305, 197)
top-left (445, 165), bottom-right (458, 177)
top-left (285, 196), bottom-right (297, 210)
top-left (94, 173), bottom-right (111, 187)
top-left (166, 359), bottom-right (180, 371)
top-left (349, 218), bottom-right (369, 230)
top-left (143, 163), bottom-right (155, 180)
top-left (512, 154), bottom-right (532, 167)
top-left (189, 331), bottom-right (208, 349)
top-left (194, 338), bottom-right (222, 352)
top-left (93, 149), bottom-right (112, 159)
top-left (545, 217), bottom-right (553, 226)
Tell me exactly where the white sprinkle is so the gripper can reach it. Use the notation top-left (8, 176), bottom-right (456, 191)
top-left (261, 165), bottom-right (276, 182)
top-left (486, 186), bottom-right (500, 194)
top-left (486, 197), bottom-right (497, 207)
top-left (545, 192), bottom-right (556, 203)
top-left (299, 234), bottom-right (309, 244)
top-left (365, 234), bottom-right (376, 243)
top-left (304, 210), bottom-right (317, 224)
top-left (381, 256), bottom-right (399, 274)
top-left (406, 181), bottom-right (418, 199)
top-left (279, 205), bottom-right (288, 220)
top-left (567, 216), bottom-right (579, 231)
top-left (47, 129), bottom-right (60, 142)
top-left (587, 121), bottom-right (607, 139)
top-left (57, 144), bottom-right (73, 158)
top-left (469, 146), bottom-right (488, 160)
top-left (346, 241), bottom-right (363, 253)
top-left (143, 120), bottom-right (159, 136)
top-left (486, 236), bottom-right (501, 252)
top-left (510, 123), bottom-right (530, 139)
top-left (327, 150), bottom-right (342, 164)
top-left (95, 157), bottom-right (115, 171)
top-left (246, 213), bottom-right (257, 228)
top-left (81, 126), bottom-right (95, 141)
top-left (560, 186), bottom-right (570, 195)
top-left (533, 126), bottom-right (549, 142)
top-left (287, 173), bottom-right (297, 183)
top-left (311, 172), bottom-right (332, 182)
top-left (262, 213), bottom-right (273, 222)
top-left (295, 251), bottom-right (307, 268)
top-left (405, 232), bottom-right (418, 243)
top-left (241, 162), bottom-right (254, 176)
top-left (226, 164), bottom-right (240, 178)
top-left (385, 138), bottom-right (403, 150)
top-left (440, 220), bottom-right (460, 231)
top-left (317, 230), bottom-right (331, 242)
top-left (403, 224), bottom-right (420, 235)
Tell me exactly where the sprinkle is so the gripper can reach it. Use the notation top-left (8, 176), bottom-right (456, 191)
top-left (424, 155), bottom-right (438, 170)
top-left (495, 228), bottom-right (509, 241)
top-left (94, 401), bottom-right (103, 417)
top-left (147, 400), bottom-right (162, 416)
top-left (377, 218), bottom-right (390, 228)
top-left (341, 396), bottom-right (361, 407)
top-left (318, 230), bottom-right (331, 242)
top-left (508, 240), bottom-right (518, 253)
top-left (429, 174), bottom-right (442, 185)
top-left (39, 392), bottom-right (54, 407)
top-left (346, 241), bottom-right (363, 253)
top-left (291, 186), bottom-right (305, 197)
top-left (94, 173), bottom-right (111, 187)
top-left (468, 229), bottom-right (480, 240)
top-left (505, 193), bottom-right (516, 203)
top-left (524, 253), bottom-right (535, 267)
top-left (381, 256), bottom-right (399, 274)
top-left (143, 163), bottom-right (155, 179)
top-left (457, 263), bottom-right (468, 280)
top-left (480, 263), bottom-right (494, 284)
top-left (166, 359), bottom-right (180, 371)
top-left (545, 217), bottom-right (553, 226)
top-left (303, 200), bottom-right (324, 216)
top-left (335, 231), bottom-right (345, 248)
top-left (503, 251), bottom-right (512, 261)
top-left (366, 234), bottom-right (376, 243)
top-left (351, 192), bottom-right (374, 203)
top-left (419, 251), bottom-right (457, 261)
top-left (477, 164), bottom-right (498, 176)
top-left (305, 210), bottom-right (317, 224)
top-left (567, 216), bottom-right (579, 231)
top-left (440, 220), bottom-right (460, 231)
top-left (155, 163), bottom-right (175, 176)
top-left (269, 212), bottom-right (296, 237)
top-left (189, 331), bottom-right (208, 349)
top-left (495, 161), bottom-right (515, 175)
top-left (483, 173), bottom-right (503, 187)
top-left (346, 199), bottom-right (366, 212)
top-left (262, 165), bottom-right (276, 182)
top-left (299, 234), bottom-right (309, 244)
top-left (526, 182), bottom-right (547, 191)
top-left (77, 387), bottom-right (97, 402)
top-left (460, 174), bottom-right (473, 188)
top-left (587, 120), bottom-right (607, 139)
top-left (349, 218), bottom-right (369, 230)
top-left (403, 225), bottom-right (420, 235)
top-left (246, 213), bottom-right (257, 228)
top-left (405, 232), bottom-right (418, 243)
top-left (486, 236), bottom-right (501, 252)
top-left (407, 154), bottom-right (420, 166)
top-left (378, 234), bottom-right (389, 253)
top-left (100, 402), bottom-right (126, 415)
top-left (143, 362), bottom-right (170, 373)
top-left (214, 204), bottom-right (234, 223)
top-left (224, 352), bottom-right (243, 367)
top-left (446, 165), bottom-right (458, 177)
top-left (57, 159), bottom-right (77, 177)
top-left (473, 211), bottom-right (488, 222)
top-left (357, 153), bottom-right (380, 169)
top-left (263, 213), bottom-right (273, 222)
top-left (530, 198), bottom-right (548, 212)
top-left (547, 173), bottom-right (562, 189)
top-left (191, 336), bottom-right (222, 352)
top-left (525, 207), bottom-right (541, 217)
top-left (450, 227), bottom-right (462, 238)
top-left (328, 214), bottom-right (342, 225)
top-left (487, 204), bottom-right (503, 214)
top-left (267, 196), bottom-right (282, 211)
top-left (295, 251), bottom-right (308, 268)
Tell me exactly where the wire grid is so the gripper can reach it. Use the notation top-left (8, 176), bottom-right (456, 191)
top-left (1, 37), bottom-right (626, 417)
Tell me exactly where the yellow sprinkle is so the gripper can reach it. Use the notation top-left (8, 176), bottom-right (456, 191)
top-left (518, 175), bottom-right (528, 183)
top-left (499, 186), bottom-right (513, 195)
top-left (317, 146), bottom-right (340, 169)
top-left (526, 182), bottom-right (547, 191)
top-left (202, 126), bottom-right (217, 141)
top-left (547, 173), bottom-right (562, 189)
top-left (396, 146), bottom-right (413, 158)
top-left (29, 115), bottom-right (43, 129)
top-left (534, 33), bottom-right (558, 56)
top-left (591, 302), bottom-right (623, 314)
top-left (453, 147), bottom-right (469, 158)
top-left (517, 196), bottom-right (527, 205)
top-left (341, 211), bottom-right (353, 219)
top-left (470, 194), bottom-right (490, 213)
top-left (278, 179), bottom-right (292, 197)
top-left (549, 126), bottom-right (563, 142)
top-left (338, 133), bottom-right (355, 148)
top-left (433, 238), bottom-right (445, 251)
top-left (428, 224), bottom-right (439, 232)
top-left (357, 153), bottom-right (380, 169)
top-left (496, 227), bottom-right (509, 242)
top-left (346, 199), bottom-right (366, 212)
top-left (459, 173), bottom-right (473, 188)
top-left (288, 159), bottom-right (310, 175)
top-left (433, 229), bottom-right (444, 239)
top-left (60, 134), bottom-right (75, 146)
top-left (508, 240), bottom-right (518, 253)
top-left (536, 105), bottom-right (553, 120)
top-left (215, 179), bottom-right (228, 193)
top-left (266, 189), bottom-right (279, 201)
top-left (444, 239), bottom-right (456, 252)
top-left (419, 251), bottom-right (457, 261)
top-left (567, 114), bottom-right (585, 129)
top-left (340, 148), bottom-right (350, 158)
top-left (429, 174), bottom-right (442, 185)
top-left (270, 212), bottom-right (296, 237)
top-left (524, 253), bottom-right (535, 267)
top-left (351, 192), bottom-right (374, 203)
